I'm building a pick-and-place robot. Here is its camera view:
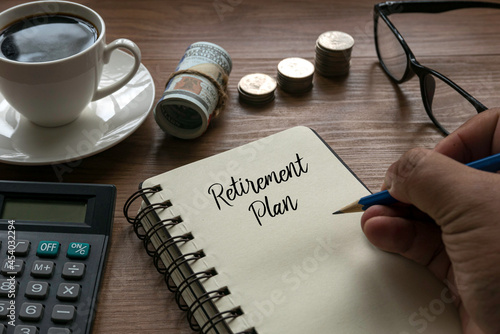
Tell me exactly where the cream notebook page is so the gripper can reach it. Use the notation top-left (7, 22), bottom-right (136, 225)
top-left (141, 126), bottom-right (461, 333)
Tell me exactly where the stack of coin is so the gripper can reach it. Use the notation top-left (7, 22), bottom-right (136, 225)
top-left (238, 73), bottom-right (277, 105)
top-left (277, 57), bottom-right (315, 94)
top-left (315, 31), bottom-right (354, 77)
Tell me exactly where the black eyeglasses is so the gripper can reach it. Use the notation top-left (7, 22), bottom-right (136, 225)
top-left (374, 1), bottom-right (500, 135)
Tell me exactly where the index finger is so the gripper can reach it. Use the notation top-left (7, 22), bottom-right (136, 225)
top-left (434, 108), bottom-right (500, 162)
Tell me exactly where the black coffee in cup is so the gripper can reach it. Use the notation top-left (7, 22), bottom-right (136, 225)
top-left (0, 14), bottom-right (98, 63)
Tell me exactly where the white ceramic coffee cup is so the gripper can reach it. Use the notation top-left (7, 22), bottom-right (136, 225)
top-left (0, 1), bottom-right (141, 127)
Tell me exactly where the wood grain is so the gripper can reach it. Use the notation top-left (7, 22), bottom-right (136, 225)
top-left (1, 0), bottom-right (499, 332)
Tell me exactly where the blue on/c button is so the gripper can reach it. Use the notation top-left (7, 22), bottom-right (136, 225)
top-left (67, 242), bottom-right (90, 259)
top-left (36, 241), bottom-right (60, 258)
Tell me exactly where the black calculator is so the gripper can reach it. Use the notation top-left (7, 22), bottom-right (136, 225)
top-left (0, 181), bottom-right (116, 334)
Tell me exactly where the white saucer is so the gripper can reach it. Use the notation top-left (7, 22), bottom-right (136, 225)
top-left (0, 50), bottom-right (155, 165)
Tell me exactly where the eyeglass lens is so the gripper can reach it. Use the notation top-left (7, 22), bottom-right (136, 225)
top-left (376, 17), bottom-right (408, 81)
top-left (423, 74), bottom-right (479, 134)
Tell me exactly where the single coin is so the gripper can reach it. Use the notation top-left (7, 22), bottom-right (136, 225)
top-left (317, 31), bottom-right (354, 51)
top-left (277, 57), bottom-right (315, 79)
top-left (238, 73), bottom-right (277, 96)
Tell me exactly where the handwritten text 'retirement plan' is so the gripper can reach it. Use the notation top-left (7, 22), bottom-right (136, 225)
top-left (207, 153), bottom-right (309, 226)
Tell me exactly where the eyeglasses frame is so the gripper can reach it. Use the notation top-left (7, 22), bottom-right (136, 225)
top-left (373, 1), bottom-right (499, 135)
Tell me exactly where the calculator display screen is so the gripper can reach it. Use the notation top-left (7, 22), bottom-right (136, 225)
top-left (1, 197), bottom-right (87, 223)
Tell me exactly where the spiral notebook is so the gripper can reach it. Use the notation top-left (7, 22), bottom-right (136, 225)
top-left (124, 126), bottom-right (461, 334)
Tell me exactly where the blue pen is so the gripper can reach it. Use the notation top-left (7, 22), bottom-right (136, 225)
top-left (333, 152), bottom-right (500, 214)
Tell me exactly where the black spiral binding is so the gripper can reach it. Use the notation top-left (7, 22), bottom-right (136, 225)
top-left (153, 233), bottom-right (194, 274)
top-left (143, 216), bottom-right (181, 257)
top-left (133, 200), bottom-right (173, 240)
top-left (187, 287), bottom-right (230, 330)
top-left (124, 185), bottom-right (256, 334)
top-left (175, 268), bottom-right (218, 311)
top-left (165, 250), bottom-right (205, 292)
top-left (123, 185), bottom-right (162, 225)
top-left (200, 308), bottom-right (244, 334)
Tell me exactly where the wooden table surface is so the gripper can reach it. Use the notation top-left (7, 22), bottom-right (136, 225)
top-left (1, 0), bottom-right (500, 332)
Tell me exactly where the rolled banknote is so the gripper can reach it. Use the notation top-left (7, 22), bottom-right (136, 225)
top-left (154, 42), bottom-right (232, 139)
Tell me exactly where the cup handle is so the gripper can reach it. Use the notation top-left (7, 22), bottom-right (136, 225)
top-left (92, 38), bottom-right (142, 101)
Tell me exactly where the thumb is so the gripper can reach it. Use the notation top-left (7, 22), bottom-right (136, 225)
top-left (384, 148), bottom-right (499, 229)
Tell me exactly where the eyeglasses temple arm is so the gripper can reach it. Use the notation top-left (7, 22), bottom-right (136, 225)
top-left (378, 1), bottom-right (500, 15)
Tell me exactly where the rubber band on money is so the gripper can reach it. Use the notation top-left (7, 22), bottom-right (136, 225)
top-left (166, 68), bottom-right (229, 118)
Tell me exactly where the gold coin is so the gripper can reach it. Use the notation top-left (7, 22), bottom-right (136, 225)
top-left (317, 31), bottom-right (354, 51)
top-left (238, 73), bottom-right (277, 96)
top-left (277, 57), bottom-right (315, 79)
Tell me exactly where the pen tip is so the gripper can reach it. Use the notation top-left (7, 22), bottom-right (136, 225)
top-left (332, 210), bottom-right (343, 215)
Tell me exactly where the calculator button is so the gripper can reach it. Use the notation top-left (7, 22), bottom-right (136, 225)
top-left (37, 241), bottom-right (60, 258)
top-left (8, 240), bottom-right (30, 256)
top-left (31, 260), bottom-right (55, 278)
top-left (51, 304), bottom-right (75, 323)
top-left (0, 300), bottom-right (9, 319)
top-left (61, 262), bottom-right (85, 280)
top-left (56, 283), bottom-right (80, 301)
top-left (0, 278), bottom-right (17, 297)
top-left (14, 326), bottom-right (38, 334)
top-left (25, 281), bottom-right (50, 300)
top-left (67, 242), bottom-right (90, 259)
top-left (48, 328), bottom-right (71, 334)
top-left (1, 259), bottom-right (24, 277)
top-left (19, 302), bottom-right (44, 321)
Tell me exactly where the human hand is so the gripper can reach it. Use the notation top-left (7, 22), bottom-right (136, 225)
top-left (361, 108), bottom-right (500, 334)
